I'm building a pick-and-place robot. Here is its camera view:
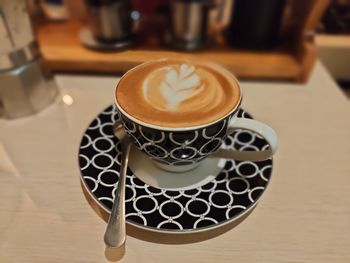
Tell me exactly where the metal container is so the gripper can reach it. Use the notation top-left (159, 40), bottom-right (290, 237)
top-left (167, 0), bottom-right (215, 50)
top-left (85, 0), bottom-right (135, 42)
top-left (0, 0), bottom-right (58, 119)
top-left (225, 0), bottom-right (287, 50)
top-left (0, 58), bottom-right (58, 119)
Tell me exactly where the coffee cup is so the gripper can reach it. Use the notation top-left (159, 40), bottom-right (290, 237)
top-left (114, 59), bottom-right (278, 172)
top-left (84, 0), bottom-right (137, 43)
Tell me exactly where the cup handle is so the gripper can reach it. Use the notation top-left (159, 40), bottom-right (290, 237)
top-left (212, 118), bottom-right (278, 161)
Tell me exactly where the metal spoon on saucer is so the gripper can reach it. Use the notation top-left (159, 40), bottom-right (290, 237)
top-left (104, 122), bottom-right (131, 248)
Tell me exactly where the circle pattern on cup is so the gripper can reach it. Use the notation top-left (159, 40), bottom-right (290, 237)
top-left (78, 105), bottom-right (273, 233)
top-left (119, 111), bottom-right (229, 166)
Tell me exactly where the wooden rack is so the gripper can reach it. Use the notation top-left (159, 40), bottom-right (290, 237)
top-left (35, 0), bottom-right (330, 82)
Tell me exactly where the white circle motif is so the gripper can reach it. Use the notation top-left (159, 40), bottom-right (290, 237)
top-left (157, 220), bottom-right (183, 230)
top-left (181, 189), bottom-right (201, 198)
top-left (79, 154), bottom-right (90, 170)
top-left (163, 191), bottom-right (183, 199)
top-left (114, 152), bottom-right (122, 165)
top-left (185, 198), bottom-right (210, 217)
top-left (99, 122), bottom-right (114, 138)
top-left (234, 130), bottom-right (255, 145)
top-left (209, 190), bottom-right (233, 208)
top-left (125, 185), bottom-right (137, 202)
top-left (126, 133), bottom-right (143, 149)
top-left (111, 112), bottom-right (120, 124)
top-left (101, 106), bottom-right (115, 115)
top-left (240, 144), bottom-right (259, 152)
top-left (225, 205), bottom-right (246, 219)
top-left (260, 165), bottom-right (272, 182)
top-left (198, 138), bottom-right (223, 156)
top-left (159, 200), bottom-right (184, 219)
top-left (222, 160), bottom-right (236, 173)
top-left (91, 153), bottom-right (114, 170)
top-left (130, 176), bottom-right (147, 189)
top-left (262, 144), bottom-right (270, 151)
top-left (248, 187), bottom-right (265, 202)
top-left (143, 143), bottom-right (168, 158)
top-left (226, 177), bottom-right (250, 194)
top-left (98, 196), bottom-right (113, 205)
top-left (80, 134), bottom-right (92, 149)
top-left (83, 176), bottom-right (98, 192)
top-left (92, 137), bottom-right (114, 152)
top-left (194, 217), bottom-right (218, 229)
top-left (133, 195), bottom-right (158, 214)
top-left (169, 131), bottom-right (199, 146)
top-left (169, 146), bottom-right (198, 161)
top-left (126, 213), bottom-right (147, 225)
top-left (145, 186), bottom-right (164, 196)
top-left (87, 117), bottom-right (101, 130)
top-left (236, 161), bottom-right (259, 178)
top-left (138, 126), bottom-right (165, 143)
top-left (202, 120), bottom-right (226, 139)
top-left (200, 181), bottom-right (218, 192)
top-left (123, 120), bottom-right (137, 133)
top-left (98, 169), bottom-right (119, 187)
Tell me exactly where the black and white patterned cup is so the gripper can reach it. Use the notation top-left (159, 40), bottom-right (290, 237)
top-left (115, 63), bottom-right (278, 172)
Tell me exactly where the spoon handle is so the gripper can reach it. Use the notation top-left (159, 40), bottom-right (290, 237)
top-left (104, 142), bottom-right (131, 248)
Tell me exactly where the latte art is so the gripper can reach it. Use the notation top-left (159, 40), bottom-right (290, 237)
top-left (116, 59), bottom-right (241, 127)
top-left (143, 64), bottom-right (203, 110)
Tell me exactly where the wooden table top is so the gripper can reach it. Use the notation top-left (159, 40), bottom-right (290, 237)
top-left (0, 61), bottom-right (349, 262)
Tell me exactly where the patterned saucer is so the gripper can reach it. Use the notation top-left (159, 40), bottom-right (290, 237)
top-left (78, 105), bottom-right (273, 234)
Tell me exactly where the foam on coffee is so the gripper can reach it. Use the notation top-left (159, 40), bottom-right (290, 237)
top-left (116, 59), bottom-right (240, 127)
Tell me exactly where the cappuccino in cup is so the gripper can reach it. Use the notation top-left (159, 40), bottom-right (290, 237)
top-left (116, 59), bottom-right (241, 127)
top-left (115, 59), bottom-right (277, 172)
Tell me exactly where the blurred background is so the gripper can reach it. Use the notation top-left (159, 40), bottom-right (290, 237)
top-left (1, 0), bottom-right (349, 119)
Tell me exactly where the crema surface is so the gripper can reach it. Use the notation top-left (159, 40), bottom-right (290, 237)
top-left (116, 59), bottom-right (240, 127)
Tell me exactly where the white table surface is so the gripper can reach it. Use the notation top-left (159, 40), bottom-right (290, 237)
top-left (0, 61), bottom-right (350, 262)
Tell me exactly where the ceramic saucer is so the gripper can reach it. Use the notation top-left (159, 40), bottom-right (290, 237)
top-left (78, 105), bottom-right (273, 234)
top-left (163, 31), bottom-right (212, 51)
top-left (79, 27), bottom-right (135, 51)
